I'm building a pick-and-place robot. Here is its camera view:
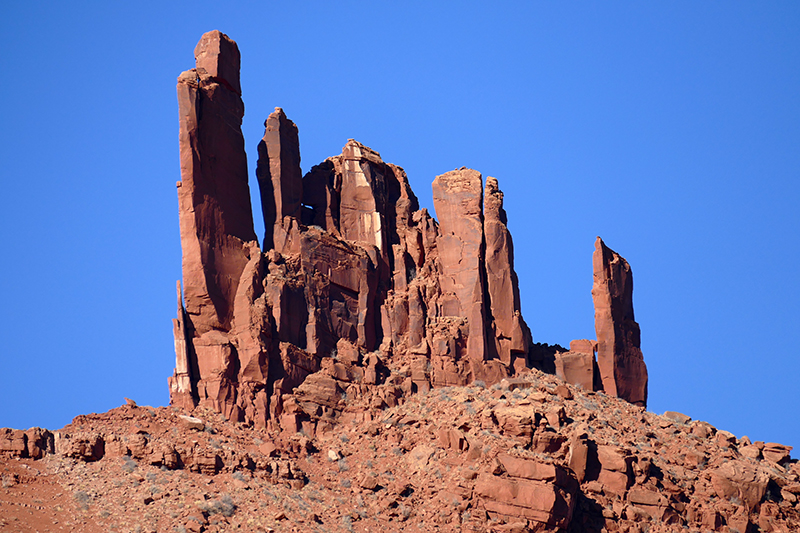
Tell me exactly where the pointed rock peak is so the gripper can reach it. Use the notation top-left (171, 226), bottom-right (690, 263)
top-left (193, 30), bottom-right (241, 95)
top-left (266, 107), bottom-right (290, 124)
top-left (342, 139), bottom-right (383, 164)
top-left (594, 235), bottom-right (605, 251)
top-left (256, 107), bottom-right (302, 251)
top-left (484, 176), bottom-right (507, 224)
top-left (592, 236), bottom-right (648, 407)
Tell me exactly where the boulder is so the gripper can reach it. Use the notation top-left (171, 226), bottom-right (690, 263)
top-left (555, 340), bottom-right (596, 391)
top-left (474, 456), bottom-right (577, 529)
top-left (710, 461), bottom-right (769, 512)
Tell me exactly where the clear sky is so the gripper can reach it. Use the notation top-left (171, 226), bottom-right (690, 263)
top-left (2, 3), bottom-right (798, 451)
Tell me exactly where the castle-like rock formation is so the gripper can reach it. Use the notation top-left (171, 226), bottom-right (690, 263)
top-left (169, 30), bottom-right (648, 435)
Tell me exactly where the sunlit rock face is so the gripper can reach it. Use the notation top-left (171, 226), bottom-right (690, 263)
top-left (592, 236), bottom-right (648, 407)
top-left (170, 30), bottom-right (645, 436)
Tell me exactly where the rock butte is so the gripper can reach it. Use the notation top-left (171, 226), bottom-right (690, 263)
top-left (169, 30), bottom-right (647, 433)
top-left (2, 30), bottom-right (797, 533)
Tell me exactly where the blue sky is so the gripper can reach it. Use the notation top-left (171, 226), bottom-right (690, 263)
top-left (2, 3), bottom-right (798, 451)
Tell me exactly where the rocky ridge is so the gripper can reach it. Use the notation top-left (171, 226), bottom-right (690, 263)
top-left (0, 30), bottom-right (795, 533)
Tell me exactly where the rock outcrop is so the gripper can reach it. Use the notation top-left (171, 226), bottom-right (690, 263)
top-left (169, 31), bottom-right (652, 442)
top-left (484, 176), bottom-right (530, 369)
top-left (592, 236), bottom-right (649, 407)
top-left (256, 106), bottom-right (302, 252)
top-left (171, 30), bottom-right (259, 420)
top-left (169, 31), bottom-right (545, 434)
top-left (4, 369), bottom-right (798, 533)
top-left (6, 29), bottom-right (800, 533)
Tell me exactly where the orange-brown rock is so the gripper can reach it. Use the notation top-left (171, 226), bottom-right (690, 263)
top-left (554, 339), bottom-right (598, 391)
top-left (168, 32), bottom-right (647, 440)
top-left (4, 359), bottom-right (799, 532)
top-left (175, 30), bottom-right (257, 334)
top-left (256, 107), bottom-right (303, 252)
top-left (172, 30), bottom-right (259, 418)
top-left (475, 453), bottom-right (577, 529)
top-left (484, 176), bottom-right (530, 367)
top-left (432, 169), bottom-right (490, 370)
top-left (592, 236), bottom-right (648, 406)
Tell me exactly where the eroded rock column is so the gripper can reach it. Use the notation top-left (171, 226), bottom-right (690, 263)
top-left (173, 30), bottom-right (259, 419)
top-left (483, 176), bottom-right (531, 367)
top-left (591, 237), bottom-right (648, 407)
top-left (256, 107), bottom-right (303, 252)
top-left (432, 169), bottom-right (489, 364)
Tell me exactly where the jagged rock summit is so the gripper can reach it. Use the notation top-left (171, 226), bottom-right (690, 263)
top-left (169, 30), bottom-right (645, 433)
top-left (1, 29), bottom-right (798, 533)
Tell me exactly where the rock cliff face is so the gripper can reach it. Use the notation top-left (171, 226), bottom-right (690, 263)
top-left (169, 31), bottom-right (649, 437)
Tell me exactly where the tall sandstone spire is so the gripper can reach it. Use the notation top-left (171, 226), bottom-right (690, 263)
top-left (171, 30), bottom-right (262, 419)
top-left (592, 236), bottom-right (648, 407)
top-left (170, 31), bottom-right (645, 435)
top-left (256, 107), bottom-right (303, 252)
top-left (483, 176), bottom-right (530, 369)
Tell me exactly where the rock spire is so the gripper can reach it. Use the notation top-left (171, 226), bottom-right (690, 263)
top-left (592, 236), bottom-right (649, 407)
top-left (169, 31), bottom-right (647, 436)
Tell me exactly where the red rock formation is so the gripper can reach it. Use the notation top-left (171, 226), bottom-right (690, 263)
top-left (176, 30), bottom-right (257, 334)
top-left (256, 107), bottom-right (302, 252)
top-left (171, 31), bottom-right (648, 441)
top-left (484, 176), bottom-right (530, 368)
top-left (173, 30), bottom-right (260, 420)
top-left (592, 236), bottom-right (648, 407)
top-left (431, 168), bottom-right (489, 369)
top-left (554, 339), bottom-right (598, 391)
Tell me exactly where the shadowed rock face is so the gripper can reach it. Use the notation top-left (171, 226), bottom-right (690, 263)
top-left (592, 236), bottom-right (649, 407)
top-left (257, 107), bottom-right (303, 253)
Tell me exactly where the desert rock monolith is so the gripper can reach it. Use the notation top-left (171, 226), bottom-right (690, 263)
top-left (172, 29), bottom-right (260, 419)
top-left (592, 236), bottom-right (648, 407)
top-left (169, 31), bottom-right (644, 445)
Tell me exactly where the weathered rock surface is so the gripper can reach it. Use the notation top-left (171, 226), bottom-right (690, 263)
top-left (256, 106), bottom-right (302, 252)
top-left (555, 339), bottom-right (598, 392)
top-left (171, 30), bottom-right (259, 419)
top-left (169, 32), bottom-right (547, 435)
top-left (432, 168), bottom-right (490, 369)
top-left (4, 28), bottom-right (799, 533)
top-left (592, 236), bottom-right (649, 407)
top-left (484, 176), bottom-right (530, 368)
top-left (4, 370), bottom-right (798, 532)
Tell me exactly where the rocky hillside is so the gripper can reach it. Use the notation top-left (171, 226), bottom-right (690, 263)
top-left (1, 30), bottom-right (797, 533)
top-left (2, 371), bottom-right (798, 532)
